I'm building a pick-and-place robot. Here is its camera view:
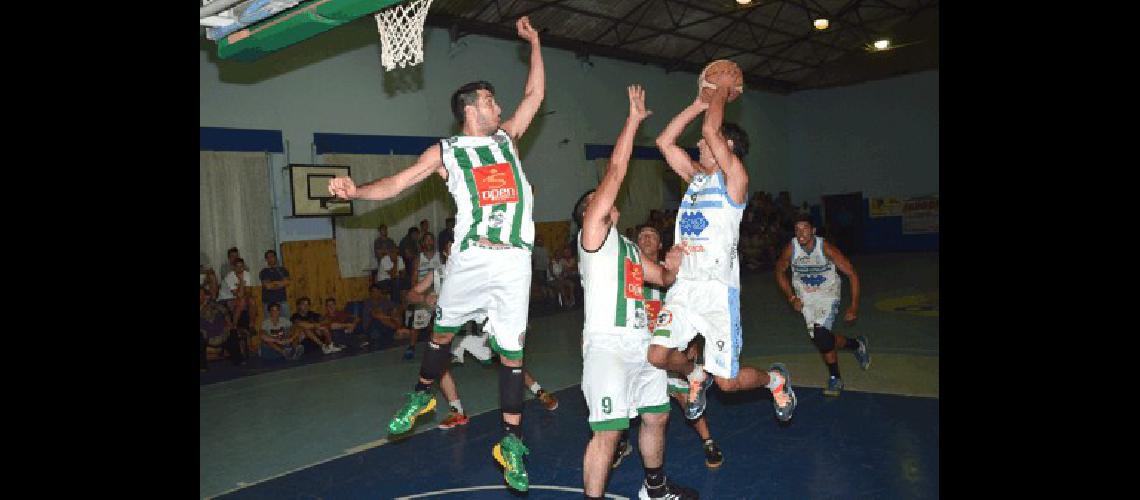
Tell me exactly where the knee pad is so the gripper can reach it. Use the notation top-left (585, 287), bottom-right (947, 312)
top-left (812, 325), bottom-right (836, 352)
top-left (418, 341), bottom-right (452, 381)
top-left (499, 364), bottom-right (525, 415)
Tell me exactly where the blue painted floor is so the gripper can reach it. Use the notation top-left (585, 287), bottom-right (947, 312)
top-left (218, 383), bottom-right (938, 499)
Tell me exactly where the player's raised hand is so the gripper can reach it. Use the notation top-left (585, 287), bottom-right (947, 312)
top-left (628, 84), bottom-right (652, 121)
top-left (664, 244), bottom-right (683, 272)
top-left (517, 16), bottom-right (539, 44)
top-left (328, 177), bottom-right (357, 199)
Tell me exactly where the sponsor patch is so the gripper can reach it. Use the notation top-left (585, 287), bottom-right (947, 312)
top-left (656, 308), bottom-right (673, 327)
top-left (645, 299), bottom-right (662, 333)
top-left (624, 260), bottom-right (644, 299)
top-left (472, 163), bottom-right (519, 206)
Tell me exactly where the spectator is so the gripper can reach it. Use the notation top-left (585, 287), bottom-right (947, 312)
top-left (531, 235), bottom-right (550, 284)
top-left (415, 233), bottom-right (442, 281)
top-left (419, 219), bottom-right (431, 242)
top-left (398, 227), bottom-right (421, 277)
top-left (373, 224), bottom-right (396, 264)
top-left (220, 258), bottom-right (254, 333)
top-left (259, 249), bottom-right (291, 319)
top-left (438, 217), bottom-right (456, 260)
top-left (379, 245), bottom-right (409, 301)
top-left (259, 302), bottom-right (304, 360)
top-left (201, 266), bottom-right (220, 300)
top-left (291, 297), bottom-right (344, 355)
top-left (320, 297), bottom-right (360, 347)
top-left (201, 285), bottom-right (244, 371)
top-left (362, 282), bottom-right (415, 351)
top-left (550, 246), bottom-right (579, 308)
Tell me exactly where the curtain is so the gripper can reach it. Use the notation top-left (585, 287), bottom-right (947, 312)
top-left (200, 151), bottom-right (275, 284)
top-left (324, 153), bottom-right (455, 278)
top-left (593, 158), bottom-right (669, 235)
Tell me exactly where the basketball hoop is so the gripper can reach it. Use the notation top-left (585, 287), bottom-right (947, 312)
top-left (374, 0), bottom-right (433, 71)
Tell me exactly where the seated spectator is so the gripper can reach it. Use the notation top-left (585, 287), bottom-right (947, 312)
top-left (378, 245), bottom-right (410, 301)
top-left (201, 266), bottom-right (220, 300)
top-left (259, 249), bottom-right (291, 319)
top-left (398, 227), bottom-right (421, 270)
top-left (362, 282), bottom-right (414, 351)
top-left (551, 246), bottom-right (580, 308)
top-left (201, 285), bottom-right (244, 371)
top-left (259, 302), bottom-right (304, 361)
top-left (320, 297), bottom-right (360, 339)
top-left (416, 233), bottom-right (442, 281)
top-left (220, 258), bottom-right (254, 334)
top-left (291, 297), bottom-right (344, 355)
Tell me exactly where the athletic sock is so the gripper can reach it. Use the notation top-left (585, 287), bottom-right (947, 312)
top-left (530, 381), bottom-right (542, 394)
top-left (450, 400), bottom-right (464, 414)
top-left (827, 361), bottom-right (841, 379)
top-left (644, 466), bottom-right (665, 489)
top-left (504, 422), bottom-right (522, 439)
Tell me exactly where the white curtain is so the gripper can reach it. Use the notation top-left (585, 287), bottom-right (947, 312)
top-left (200, 151), bottom-right (276, 284)
top-left (593, 158), bottom-right (669, 234)
top-left (324, 153), bottom-right (455, 278)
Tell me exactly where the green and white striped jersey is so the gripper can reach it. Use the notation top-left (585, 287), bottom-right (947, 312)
top-left (439, 129), bottom-right (535, 253)
top-left (578, 226), bottom-right (651, 338)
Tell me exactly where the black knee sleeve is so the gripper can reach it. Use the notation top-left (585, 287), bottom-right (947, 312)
top-left (499, 363), bottom-right (525, 415)
top-left (418, 341), bottom-right (452, 381)
top-left (812, 325), bottom-right (836, 352)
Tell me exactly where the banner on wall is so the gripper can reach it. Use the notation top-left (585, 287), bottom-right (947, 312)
top-left (869, 197), bottom-right (904, 217)
top-left (901, 195), bottom-right (939, 234)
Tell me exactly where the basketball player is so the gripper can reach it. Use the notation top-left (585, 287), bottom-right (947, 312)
top-left (573, 85), bottom-right (697, 500)
top-left (648, 83), bottom-right (797, 422)
top-left (328, 16), bottom-right (544, 491)
top-left (775, 213), bottom-right (869, 396)
top-left (613, 225), bottom-right (724, 470)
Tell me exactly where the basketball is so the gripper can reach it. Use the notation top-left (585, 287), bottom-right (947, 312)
top-left (699, 59), bottom-right (744, 102)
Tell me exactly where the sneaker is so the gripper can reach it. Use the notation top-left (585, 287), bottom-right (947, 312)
top-left (685, 372), bottom-right (715, 420)
top-left (387, 390), bottom-right (437, 435)
top-left (321, 343), bottom-right (333, 355)
top-left (536, 390), bottom-right (559, 411)
top-left (769, 363), bottom-right (797, 422)
top-left (824, 376), bottom-right (844, 397)
top-left (403, 346), bottom-right (416, 360)
top-left (611, 437), bottom-right (633, 469)
top-left (492, 434), bottom-right (530, 491)
top-left (854, 336), bottom-right (871, 370)
top-left (437, 410), bottom-right (470, 429)
top-left (359, 340), bottom-right (370, 348)
top-left (703, 439), bottom-right (724, 468)
top-left (291, 344), bottom-right (306, 360)
top-left (638, 478), bottom-right (699, 500)
top-left (329, 343), bottom-right (344, 353)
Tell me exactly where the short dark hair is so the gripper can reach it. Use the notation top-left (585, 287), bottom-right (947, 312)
top-left (721, 122), bottom-right (750, 158)
top-left (234, 258), bottom-right (245, 265)
top-left (636, 224), bottom-right (660, 238)
top-left (227, 247), bottom-right (239, 255)
top-left (572, 189), bottom-right (597, 229)
top-left (325, 298), bottom-right (336, 305)
top-left (408, 227), bottom-right (419, 235)
top-left (793, 213), bottom-right (814, 227)
top-left (296, 296), bottom-right (311, 306)
top-left (264, 249), bottom-right (276, 258)
top-left (268, 302), bottom-right (281, 311)
top-left (451, 81), bottom-right (495, 124)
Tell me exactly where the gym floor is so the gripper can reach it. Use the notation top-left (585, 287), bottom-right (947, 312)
top-left (200, 252), bottom-right (938, 499)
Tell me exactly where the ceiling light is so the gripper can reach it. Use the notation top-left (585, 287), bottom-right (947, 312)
top-left (873, 39), bottom-right (890, 50)
top-left (736, 0), bottom-right (752, 5)
top-left (813, 18), bottom-right (829, 30)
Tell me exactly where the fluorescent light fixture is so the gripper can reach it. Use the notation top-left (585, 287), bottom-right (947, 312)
top-left (873, 39), bottom-right (891, 50)
top-left (814, 18), bottom-right (829, 30)
top-left (736, 0), bottom-right (752, 5)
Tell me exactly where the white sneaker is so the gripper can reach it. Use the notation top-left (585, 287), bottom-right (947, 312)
top-left (330, 344), bottom-right (344, 353)
top-left (321, 344), bottom-right (332, 354)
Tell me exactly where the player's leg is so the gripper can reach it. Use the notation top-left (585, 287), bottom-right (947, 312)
top-left (633, 359), bottom-right (697, 499)
top-left (487, 248), bottom-right (533, 491)
top-left (388, 331), bottom-right (455, 434)
top-left (437, 368), bottom-right (470, 429)
top-left (525, 369), bottom-right (558, 411)
top-left (581, 340), bottom-right (631, 498)
top-left (583, 429), bottom-right (622, 498)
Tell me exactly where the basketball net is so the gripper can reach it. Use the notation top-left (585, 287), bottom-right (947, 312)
top-left (374, 0), bottom-right (433, 71)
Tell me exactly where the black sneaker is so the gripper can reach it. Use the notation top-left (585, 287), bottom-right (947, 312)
top-left (638, 478), bottom-right (699, 500)
top-left (703, 439), bottom-right (723, 468)
top-left (611, 437), bottom-right (633, 469)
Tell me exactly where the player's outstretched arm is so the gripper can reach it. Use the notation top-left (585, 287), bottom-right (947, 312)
top-left (701, 86), bottom-right (748, 205)
top-left (501, 16), bottom-right (545, 140)
top-left (582, 85), bottom-right (651, 251)
top-left (774, 242), bottom-right (800, 310)
top-left (655, 96), bottom-right (706, 183)
top-left (824, 241), bottom-right (860, 321)
top-left (644, 244), bottom-right (682, 287)
top-left (405, 270), bottom-right (436, 305)
top-left (328, 145), bottom-right (445, 201)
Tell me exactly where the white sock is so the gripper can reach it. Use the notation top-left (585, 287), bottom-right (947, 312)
top-left (529, 382), bottom-right (542, 394)
top-left (765, 371), bottom-right (784, 391)
top-left (686, 365), bottom-right (706, 384)
top-left (450, 400), bottom-right (464, 414)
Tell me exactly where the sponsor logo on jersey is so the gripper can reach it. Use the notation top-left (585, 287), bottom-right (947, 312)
top-left (489, 210), bottom-right (506, 228)
top-left (633, 308), bottom-right (648, 329)
top-left (645, 299), bottom-right (662, 333)
top-left (656, 308), bottom-right (673, 327)
top-left (624, 260), bottom-right (644, 299)
top-left (472, 163), bottom-right (519, 206)
top-left (799, 274), bottom-right (826, 287)
top-left (679, 211), bottom-right (709, 237)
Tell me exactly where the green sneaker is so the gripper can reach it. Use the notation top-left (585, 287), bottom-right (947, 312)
top-left (492, 434), bottom-right (530, 491)
top-left (387, 390), bottom-right (437, 435)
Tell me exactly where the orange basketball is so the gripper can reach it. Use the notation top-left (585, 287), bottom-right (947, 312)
top-left (699, 59), bottom-right (744, 102)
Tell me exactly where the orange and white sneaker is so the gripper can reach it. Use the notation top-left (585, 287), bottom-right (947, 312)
top-left (768, 363), bottom-right (797, 422)
top-left (536, 390), bottom-right (559, 411)
top-left (438, 410), bottom-right (469, 429)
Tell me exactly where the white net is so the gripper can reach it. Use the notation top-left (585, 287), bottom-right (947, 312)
top-left (374, 0), bottom-right (434, 71)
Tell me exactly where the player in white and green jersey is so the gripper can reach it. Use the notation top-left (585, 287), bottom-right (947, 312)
top-left (572, 85), bottom-right (696, 500)
top-left (649, 84), bottom-right (797, 424)
top-left (328, 16), bottom-right (545, 493)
